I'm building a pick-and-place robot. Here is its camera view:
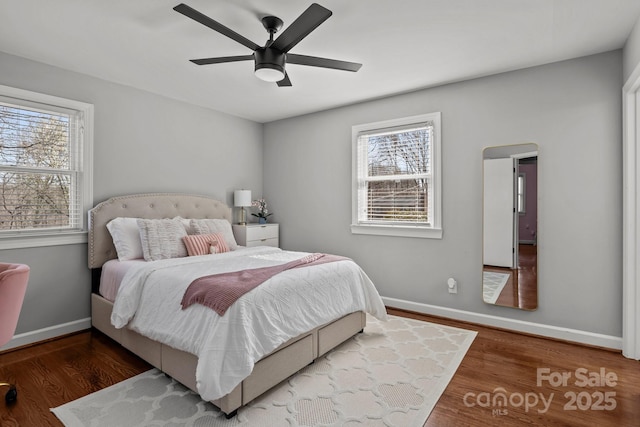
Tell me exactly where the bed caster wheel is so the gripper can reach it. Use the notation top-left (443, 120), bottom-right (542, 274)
top-left (5, 385), bottom-right (17, 404)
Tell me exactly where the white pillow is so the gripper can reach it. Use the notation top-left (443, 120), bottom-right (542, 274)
top-left (106, 217), bottom-right (144, 261)
top-left (189, 218), bottom-right (239, 250)
top-left (137, 218), bottom-right (188, 261)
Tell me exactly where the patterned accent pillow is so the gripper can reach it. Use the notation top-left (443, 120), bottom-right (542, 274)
top-left (189, 219), bottom-right (238, 250)
top-left (183, 233), bottom-right (229, 256)
top-left (137, 218), bottom-right (188, 261)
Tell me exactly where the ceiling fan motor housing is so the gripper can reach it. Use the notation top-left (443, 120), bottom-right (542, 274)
top-left (254, 47), bottom-right (286, 80)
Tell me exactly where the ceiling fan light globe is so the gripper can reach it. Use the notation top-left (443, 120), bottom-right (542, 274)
top-left (255, 66), bottom-right (285, 82)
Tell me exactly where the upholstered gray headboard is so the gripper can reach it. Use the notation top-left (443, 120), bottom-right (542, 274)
top-left (88, 193), bottom-right (233, 269)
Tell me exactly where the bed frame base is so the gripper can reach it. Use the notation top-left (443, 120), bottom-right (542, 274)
top-left (91, 293), bottom-right (365, 416)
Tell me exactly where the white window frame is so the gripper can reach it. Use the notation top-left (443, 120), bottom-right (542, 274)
top-left (0, 85), bottom-right (93, 249)
top-left (351, 112), bottom-right (442, 239)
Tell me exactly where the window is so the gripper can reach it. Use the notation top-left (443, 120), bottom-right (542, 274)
top-left (351, 113), bottom-right (442, 238)
top-left (517, 173), bottom-right (526, 214)
top-left (0, 85), bottom-right (93, 249)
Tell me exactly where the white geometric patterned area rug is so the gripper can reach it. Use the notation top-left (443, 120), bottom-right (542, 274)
top-left (482, 271), bottom-right (511, 304)
top-left (51, 315), bottom-right (476, 427)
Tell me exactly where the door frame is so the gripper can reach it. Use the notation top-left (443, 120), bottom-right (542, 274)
top-left (622, 62), bottom-right (640, 360)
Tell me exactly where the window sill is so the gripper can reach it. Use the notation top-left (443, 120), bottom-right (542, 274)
top-left (350, 224), bottom-right (443, 239)
top-left (0, 231), bottom-right (88, 250)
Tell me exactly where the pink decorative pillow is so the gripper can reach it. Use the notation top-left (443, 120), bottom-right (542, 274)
top-left (182, 233), bottom-right (229, 256)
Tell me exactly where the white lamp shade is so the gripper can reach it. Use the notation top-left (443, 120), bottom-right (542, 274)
top-left (234, 190), bottom-right (252, 207)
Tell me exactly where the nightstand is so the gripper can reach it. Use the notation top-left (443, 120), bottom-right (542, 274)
top-left (233, 223), bottom-right (279, 248)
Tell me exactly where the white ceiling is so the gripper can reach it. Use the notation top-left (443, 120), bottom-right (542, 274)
top-left (1, 0), bottom-right (639, 123)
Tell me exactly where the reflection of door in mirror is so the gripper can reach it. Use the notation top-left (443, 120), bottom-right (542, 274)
top-left (482, 143), bottom-right (538, 310)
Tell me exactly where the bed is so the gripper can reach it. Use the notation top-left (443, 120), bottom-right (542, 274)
top-left (88, 193), bottom-right (387, 417)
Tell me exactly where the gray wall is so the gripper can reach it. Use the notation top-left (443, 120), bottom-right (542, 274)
top-left (0, 51), bottom-right (263, 335)
top-left (623, 14), bottom-right (640, 83)
top-left (264, 51), bottom-right (623, 337)
top-left (0, 47), bottom-right (626, 341)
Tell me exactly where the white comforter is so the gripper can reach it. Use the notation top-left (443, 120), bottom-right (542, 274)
top-left (111, 246), bottom-right (388, 401)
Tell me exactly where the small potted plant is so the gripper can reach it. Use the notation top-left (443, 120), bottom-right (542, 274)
top-left (251, 198), bottom-right (272, 224)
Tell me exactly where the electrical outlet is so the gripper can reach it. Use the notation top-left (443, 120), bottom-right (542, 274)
top-left (447, 278), bottom-right (457, 294)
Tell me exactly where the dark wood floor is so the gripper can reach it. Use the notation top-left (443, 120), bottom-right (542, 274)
top-left (1, 308), bottom-right (638, 427)
top-left (0, 331), bottom-right (151, 427)
top-left (484, 243), bottom-right (538, 310)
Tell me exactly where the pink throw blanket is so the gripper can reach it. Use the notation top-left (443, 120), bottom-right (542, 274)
top-left (181, 253), bottom-right (349, 315)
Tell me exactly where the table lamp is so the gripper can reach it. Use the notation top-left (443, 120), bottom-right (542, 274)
top-left (234, 190), bottom-right (252, 225)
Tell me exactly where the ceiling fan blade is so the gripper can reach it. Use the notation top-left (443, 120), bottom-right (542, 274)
top-left (190, 55), bottom-right (254, 65)
top-left (277, 73), bottom-right (292, 87)
top-left (174, 3), bottom-right (260, 52)
top-left (271, 3), bottom-right (332, 53)
top-left (287, 54), bottom-right (362, 72)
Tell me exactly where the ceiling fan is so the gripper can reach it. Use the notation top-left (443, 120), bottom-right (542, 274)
top-left (173, 3), bottom-right (362, 87)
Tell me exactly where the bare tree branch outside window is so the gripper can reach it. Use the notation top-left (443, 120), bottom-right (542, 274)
top-left (0, 104), bottom-right (73, 231)
top-left (362, 126), bottom-right (432, 223)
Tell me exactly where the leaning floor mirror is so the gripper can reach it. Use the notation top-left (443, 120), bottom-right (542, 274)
top-left (482, 143), bottom-right (538, 310)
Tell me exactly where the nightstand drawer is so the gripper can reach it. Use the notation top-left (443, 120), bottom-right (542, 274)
top-left (245, 237), bottom-right (278, 247)
top-left (246, 224), bottom-right (278, 241)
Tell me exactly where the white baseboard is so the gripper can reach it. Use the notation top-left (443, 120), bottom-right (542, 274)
top-left (0, 301), bottom-right (624, 353)
top-left (383, 297), bottom-right (623, 350)
top-left (0, 317), bottom-right (91, 351)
